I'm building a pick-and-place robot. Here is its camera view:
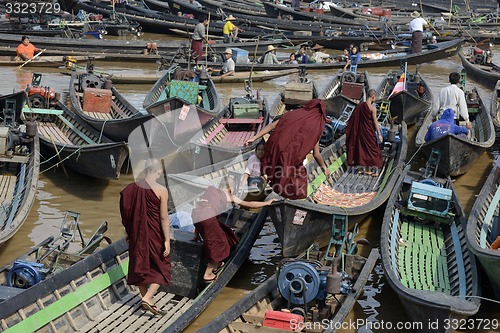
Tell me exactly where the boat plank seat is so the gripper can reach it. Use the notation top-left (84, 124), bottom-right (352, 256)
top-left (307, 152), bottom-right (347, 196)
top-left (83, 111), bottom-right (113, 120)
top-left (202, 123), bottom-right (226, 144)
top-left (398, 220), bottom-right (450, 293)
top-left (56, 115), bottom-right (96, 145)
top-left (110, 103), bottom-right (129, 119)
top-left (219, 118), bottom-right (264, 125)
top-left (38, 122), bottom-right (73, 145)
top-left (219, 131), bottom-right (255, 147)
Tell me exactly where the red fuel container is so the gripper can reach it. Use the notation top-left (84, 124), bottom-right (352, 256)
top-left (263, 310), bottom-right (304, 331)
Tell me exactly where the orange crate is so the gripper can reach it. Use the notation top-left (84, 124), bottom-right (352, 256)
top-left (83, 88), bottom-right (112, 113)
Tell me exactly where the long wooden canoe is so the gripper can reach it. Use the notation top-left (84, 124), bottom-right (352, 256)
top-left (23, 101), bottom-right (129, 180)
top-left (68, 71), bottom-right (153, 142)
top-left (109, 68), bottom-right (299, 85)
top-left (0, 55), bottom-right (101, 67)
top-left (458, 51), bottom-right (500, 89)
top-left (376, 69), bottom-right (432, 125)
top-left (415, 87), bottom-right (495, 177)
top-left (0, 92), bottom-right (39, 247)
top-left (198, 248), bottom-right (380, 333)
top-left (492, 80), bottom-right (500, 127)
top-left (173, 39), bottom-right (464, 71)
top-left (466, 161), bottom-right (500, 300)
top-left (268, 121), bottom-right (407, 257)
top-left (0, 207), bottom-right (268, 333)
top-left (381, 165), bottom-right (480, 332)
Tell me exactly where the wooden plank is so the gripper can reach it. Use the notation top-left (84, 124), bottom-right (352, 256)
top-left (202, 123), bottom-right (226, 144)
top-left (147, 297), bottom-right (193, 332)
top-left (38, 123), bottom-right (73, 145)
top-left (219, 118), bottom-right (264, 124)
top-left (0, 175), bottom-right (15, 206)
top-left (404, 222), bottom-right (414, 288)
top-left (56, 115), bottom-right (96, 145)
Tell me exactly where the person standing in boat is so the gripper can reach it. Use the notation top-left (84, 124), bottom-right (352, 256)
top-left (295, 46), bottom-right (309, 64)
top-left (434, 72), bottom-right (472, 130)
top-left (120, 158), bottom-right (170, 316)
top-left (223, 15), bottom-right (240, 43)
top-left (15, 36), bottom-right (43, 61)
top-left (343, 45), bottom-right (361, 72)
top-left (246, 99), bottom-right (331, 199)
top-left (345, 89), bottom-right (383, 176)
top-left (192, 176), bottom-right (274, 283)
top-left (191, 15), bottom-right (210, 62)
top-left (409, 11), bottom-right (428, 53)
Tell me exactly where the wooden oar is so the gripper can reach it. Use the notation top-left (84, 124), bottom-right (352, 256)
top-left (19, 48), bottom-right (46, 69)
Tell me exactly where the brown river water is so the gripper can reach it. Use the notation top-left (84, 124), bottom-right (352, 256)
top-left (0, 33), bottom-right (498, 332)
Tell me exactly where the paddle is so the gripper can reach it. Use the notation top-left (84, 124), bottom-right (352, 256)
top-left (19, 48), bottom-right (46, 69)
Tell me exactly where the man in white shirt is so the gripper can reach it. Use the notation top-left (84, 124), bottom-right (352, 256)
top-left (434, 72), bottom-right (472, 130)
top-left (409, 11), bottom-right (427, 53)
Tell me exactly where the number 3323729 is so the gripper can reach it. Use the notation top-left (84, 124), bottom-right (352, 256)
top-left (6, 2), bottom-right (61, 14)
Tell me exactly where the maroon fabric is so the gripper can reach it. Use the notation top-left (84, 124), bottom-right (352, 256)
top-left (261, 98), bottom-right (327, 199)
top-left (192, 186), bottom-right (239, 264)
top-left (345, 102), bottom-right (383, 168)
top-left (191, 39), bottom-right (203, 61)
top-left (120, 180), bottom-right (171, 286)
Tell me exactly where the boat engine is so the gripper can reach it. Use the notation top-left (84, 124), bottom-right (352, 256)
top-left (278, 259), bottom-right (353, 311)
top-left (25, 73), bottom-right (59, 109)
top-left (320, 116), bottom-right (345, 148)
top-left (0, 124), bottom-right (33, 157)
top-left (6, 260), bottom-right (49, 289)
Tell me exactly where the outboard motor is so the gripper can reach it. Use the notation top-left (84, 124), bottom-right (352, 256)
top-left (7, 260), bottom-right (49, 289)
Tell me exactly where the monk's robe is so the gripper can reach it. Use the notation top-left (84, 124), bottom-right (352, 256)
top-left (120, 180), bottom-right (171, 286)
top-left (192, 186), bottom-right (239, 264)
top-left (345, 102), bottom-right (383, 168)
top-left (261, 98), bottom-right (327, 200)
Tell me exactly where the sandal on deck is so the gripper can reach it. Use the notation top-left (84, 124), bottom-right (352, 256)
top-left (204, 275), bottom-right (218, 284)
top-left (141, 301), bottom-right (165, 316)
top-left (212, 262), bottom-right (225, 275)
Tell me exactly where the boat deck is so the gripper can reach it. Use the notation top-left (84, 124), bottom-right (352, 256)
top-left (38, 122), bottom-right (74, 145)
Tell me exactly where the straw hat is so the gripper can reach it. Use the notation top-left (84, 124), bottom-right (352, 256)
top-left (225, 15), bottom-right (236, 21)
top-left (411, 11), bottom-right (420, 18)
top-left (265, 45), bottom-right (276, 53)
top-left (224, 48), bottom-right (233, 55)
top-left (311, 44), bottom-right (324, 50)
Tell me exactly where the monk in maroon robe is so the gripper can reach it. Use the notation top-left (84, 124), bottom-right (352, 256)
top-left (346, 89), bottom-right (383, 172)
top-left (192, 177), bottom-right (275, 282)
top-left (246, 98), bottom-right (330, 199)
top-left (120, 159), bottom-right (171, 316)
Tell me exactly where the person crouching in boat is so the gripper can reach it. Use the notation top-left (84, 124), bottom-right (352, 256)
top-left (120, 158), bottom-right (170, 316)
top-left (208, 48), bottom-right (235, 77)
top-left (15, 36), bottom-right (43, 61)
top-left (192, 176), bottom-right (274, 283)
top-left (241, 141), bottom-right (267, 191)
top-left (424, 108), bottom-right (469, 141)
top-left (246, 99), bottom-right (331, 199)
top-left (345, 89), bottom-right (383, 176)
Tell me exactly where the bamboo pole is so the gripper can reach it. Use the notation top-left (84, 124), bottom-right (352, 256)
top-left (205, 12), bottom-right (210, 68)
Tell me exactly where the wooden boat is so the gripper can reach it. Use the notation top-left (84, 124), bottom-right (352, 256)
top-left (458, 50), bottom-right (500, 88)
top-left (268, 120), bottom-right (408, 258)
top-left (380, 165), bottom-right (480, 332)
top-left (199, 248), bottom-right (380, 333)
top-left (376, 68), bottom-right (432, 125)
top-left (23, 101), bottom-right (129, 180)
top-left (415, 87), bottom-right (495, 177)
top-left (178, 87), bottom-right (270, 169)
top-left (466, 161), bottom-right (500, 300)
top-left (108, 68), bottom-right (300, 85)
top-left (0, 206), bottom-right (268, 333)
top-left (0, 54), bottom-right (100, 67)
top-left (173, 39), bottom-right (465, 71)
top-left (491, 80), bottom-right (500, 127)
top-left (68, 71), bottom-right (154, 142)
top-left (0, 210), bottom-right (111, 302)
top-left (0, 93), bottom-right (39, 247)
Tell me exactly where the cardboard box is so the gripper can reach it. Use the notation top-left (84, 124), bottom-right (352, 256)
top-left (341, 82), bottom-right (364, 100)
top-left (83, 88), bottom-right (112, 113)
top-left (284, 82), bottom-right (313, 105)
top-left (263, 310), bottom-right (304, 331)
